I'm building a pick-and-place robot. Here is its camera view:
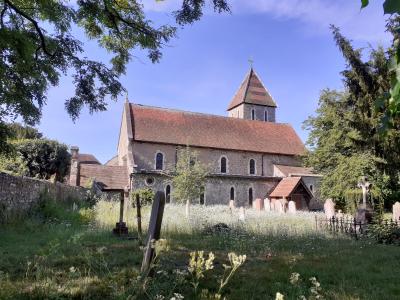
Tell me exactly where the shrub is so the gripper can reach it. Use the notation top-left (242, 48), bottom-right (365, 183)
top-left (131, 188), bottom-right (155, 207)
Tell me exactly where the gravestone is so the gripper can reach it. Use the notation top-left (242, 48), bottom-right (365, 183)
top-left (281, 197), bottom-right (288, 213)
top-left (141, 191), bottom-right (166, 274)
top-left (393, 202), bottom-right (400, 222)
top-left (264, 198), bottom-right (271, 212)
top-left (324, 198), bottom-right (335, 219)
top-left (288, 201), bottom-right (296, 214)
top-left (229, 200), bottom-right (235, 210)
top-left (113, 191), bottom-right (128, 235)
top-left (275, 200), bottom-right (283, 213)
top-left (239, 206), bottom-right (245, 221)
top-left (254, 198), bottom-right (264, 211)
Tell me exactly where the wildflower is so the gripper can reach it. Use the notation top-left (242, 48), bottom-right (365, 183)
top-left (228, 252), bottom-right (246, 268)
top-left (69, 266), bottom-right (76, 273)
top-left (205, 252), bottom-right (215, 270)
top-left (275, 292), bottom-right (284, 300)
top-left (289, 272), bottom-right (300, 285)
top-left (170, 293), bottom-right (184, 300)
top-left (154, 295), bottom-right (165, 300)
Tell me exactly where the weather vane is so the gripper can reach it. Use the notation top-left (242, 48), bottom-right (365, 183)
top-left (125, 91), bottom-right (129, 103)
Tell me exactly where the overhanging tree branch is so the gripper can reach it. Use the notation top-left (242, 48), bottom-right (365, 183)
top-left (4, 0), bottom-right (55, 57)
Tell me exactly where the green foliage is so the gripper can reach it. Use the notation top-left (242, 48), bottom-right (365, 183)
top-left (0, 138), bottom-right (71, 181)
top-left (360, 1), bottom-right (400, 127)
top-left (368, 221), bottom-right (400, 245)
top-left (304, 26), bottom-right (400, 210)
top-left (172, 146), bottom-right (209, 204)
top-left (0, 0), bottom-right (229, 152)
top-left (6, 122), bottom-right (42, 140)
top-left (131, 187), bottom-right (155, 207)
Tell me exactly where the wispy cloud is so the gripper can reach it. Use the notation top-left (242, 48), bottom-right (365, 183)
top-left (141, 0), bottom-right (390, 43)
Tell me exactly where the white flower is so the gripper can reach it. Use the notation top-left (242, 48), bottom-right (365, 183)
top-left (275, 292), bottom-right (284, 300)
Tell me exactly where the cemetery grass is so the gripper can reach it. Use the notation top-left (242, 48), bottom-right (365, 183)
top-left (1, 203), bottom-right (400, 299)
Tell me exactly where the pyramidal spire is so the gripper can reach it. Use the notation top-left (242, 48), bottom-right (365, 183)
top-left (227, 67), bottom-right (277, 111)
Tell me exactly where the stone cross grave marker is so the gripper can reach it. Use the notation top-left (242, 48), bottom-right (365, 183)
top-left (393, 202), bottom-right (400, 223)
top-left (141, 191), bottom-right (166, 274)
top-left (113, 191), bottom-right (128, 235)
top-left (264, 198), bottom-right (271, 212)
top-left (357, 176), bottom-right (371, 209)
top-left (324, 198), bottom-right (335, 219)
top-left (288, 201), bottom-right (296, 214)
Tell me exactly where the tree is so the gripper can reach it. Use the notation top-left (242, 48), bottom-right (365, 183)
top-left (172, 146), bottom-right (208, 217)
top-left (0, 138), bottom-right (71, 181)
top-left (359, 0), bottom-right (400, 128)
top-left (303, 25), bottom-right (400, 211)
top-left (0, 0), bottom-right (230, 153)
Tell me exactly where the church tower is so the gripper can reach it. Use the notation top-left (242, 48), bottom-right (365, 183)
top-left (227, 67), bottom-right (277, 122)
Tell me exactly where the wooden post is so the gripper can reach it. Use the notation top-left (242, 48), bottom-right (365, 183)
top-left (141, 191), bottom-right (166, 275)
top-left (136, 193), bottom-right (142, 241)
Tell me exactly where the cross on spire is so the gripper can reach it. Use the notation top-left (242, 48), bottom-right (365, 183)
top-left (248, 57), bottom-right (254, 68)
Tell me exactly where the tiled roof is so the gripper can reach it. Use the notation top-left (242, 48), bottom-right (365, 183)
top-left (129, 104), bottom-right (306, 156)
top-left (79, 165), bottom-right (128, 190)
top-left (269, 177), bottom-right (303, 198)
top-left (77, 154), bottom-right (100, 165)
top-left (274, 164), bottom-right (317, 177)
top-left (105, 155), bottom-right (119, 166)
top-left (227, 68), bottom-right (277, 110)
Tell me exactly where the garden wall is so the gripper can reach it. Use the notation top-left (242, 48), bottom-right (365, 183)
top-left (0, 172), bottom-right (89, 220)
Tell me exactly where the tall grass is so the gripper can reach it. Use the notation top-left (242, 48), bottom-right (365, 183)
top-left (93, 200), bottom-right (324, 236)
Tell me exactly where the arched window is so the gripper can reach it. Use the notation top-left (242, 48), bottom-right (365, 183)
top-left (251, 109), bottom-right (255, 120)
top-left (249, 159), bottom-right (256, 175)
top-left (200, 186), bottom-right (205, 205)
top-left (220, 156), bottom-right (227, 173)
top-left (165, 185), bottom-right (171, 203)
top-left (230, 187), bottom-right (235, 201)
top-left (264, 110), bottom-right (268, 122)
top-left (156, 152), bottom-right (164, 170)
top-left (248, 187), bottom-right (253, 206)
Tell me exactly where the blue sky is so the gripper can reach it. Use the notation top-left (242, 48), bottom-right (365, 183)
top-left (38, 0), bottom-right (389, 163)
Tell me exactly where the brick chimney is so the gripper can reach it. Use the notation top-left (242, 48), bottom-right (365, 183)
top-left (69, 146), bottom-right (80, 186)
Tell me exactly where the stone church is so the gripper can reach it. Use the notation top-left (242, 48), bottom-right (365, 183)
top-left (69, 68), bottom-right (321, 210)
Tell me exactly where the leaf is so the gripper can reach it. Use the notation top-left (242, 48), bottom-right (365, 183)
top-left (383, 0), bottom-right (400, 14)
top-left (361, 0), bottom-right (369, 8)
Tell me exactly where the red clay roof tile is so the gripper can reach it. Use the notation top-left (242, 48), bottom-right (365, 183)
top-left (130, 104), bottom-right (306, 156)
top-left (269, 177), bottom-right (303, 198)
top-left (227, 68), bottom-right (277, 110)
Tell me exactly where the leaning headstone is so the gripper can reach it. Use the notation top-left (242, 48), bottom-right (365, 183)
top-left (141, 191), bottom-right (166, 274)
top-left (324, 199), bottom-right (335, 219)
top-left (393, 202), bottom-right (400, 222)
top-left (254, 198), bottom-right (264, 211)
top-left (288, 201), bottom-right (296, 214)
top-left (264, 198), bottom-right (271, 212)
top-left (275, 200), bottom-right (283, 213)
top-left (239, 206), bottom-right (245, 221)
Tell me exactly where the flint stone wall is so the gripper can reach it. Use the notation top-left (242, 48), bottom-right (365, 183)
top-left (131, 173), bottom-right (278, 207)
top-left (0, 172), bottom-right (89, 218)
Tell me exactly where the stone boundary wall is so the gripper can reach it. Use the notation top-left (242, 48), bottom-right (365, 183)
top-left (0, 172), bottom-right (89, 220)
